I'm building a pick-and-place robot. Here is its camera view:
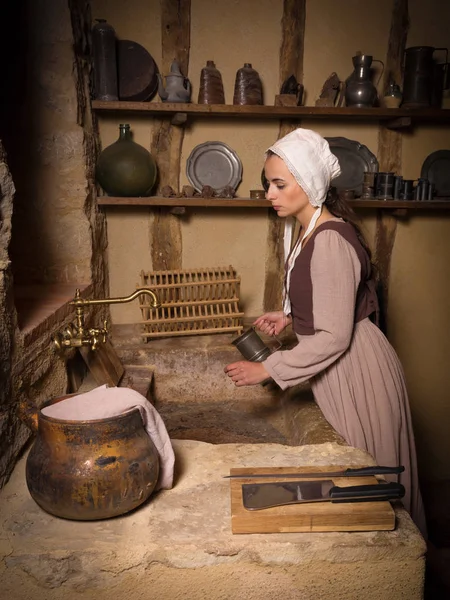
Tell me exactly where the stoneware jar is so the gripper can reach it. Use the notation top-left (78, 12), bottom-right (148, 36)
top-left (233, 63), bottom-right (263, 105)
top-left (198, 60), bottom-right (225, 104)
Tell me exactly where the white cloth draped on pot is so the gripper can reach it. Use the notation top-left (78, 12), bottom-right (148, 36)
top-left (41, 384), bottom-right (175, 490)
top-left (266, 128), bottom-right (341, 314)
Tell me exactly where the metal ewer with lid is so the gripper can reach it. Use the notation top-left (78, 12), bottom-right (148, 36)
top-left (402, 46), bottom-right (449, 108)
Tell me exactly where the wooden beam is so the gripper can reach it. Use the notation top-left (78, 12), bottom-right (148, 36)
top-left (263, 0), bottom-right (306, 312)
top-left (150, 0), bottom-right (191, 270)
top-left (375, 0), bottom-right (409, 333)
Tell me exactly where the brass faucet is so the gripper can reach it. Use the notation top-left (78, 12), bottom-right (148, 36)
top-left (52, 288), bottom-right (160, 351)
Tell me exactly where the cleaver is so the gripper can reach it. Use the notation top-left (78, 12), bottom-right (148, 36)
top-left (242, 480), bottom-right (405, 510)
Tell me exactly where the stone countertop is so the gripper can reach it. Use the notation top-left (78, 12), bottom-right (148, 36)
top-left (0, 440), bottom-right (426, 598)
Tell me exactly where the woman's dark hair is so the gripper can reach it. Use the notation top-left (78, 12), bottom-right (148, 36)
top-left (324, 186), bottom-right (375, 268)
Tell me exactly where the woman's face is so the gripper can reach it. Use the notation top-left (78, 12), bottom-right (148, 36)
top-left (264, 154), bottom-right (310, 219)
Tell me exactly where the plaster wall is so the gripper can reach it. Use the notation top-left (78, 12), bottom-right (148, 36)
top-left (93, 0), bottom-right (450, 484)
top-left (387, 1), bottom-right (450, 483)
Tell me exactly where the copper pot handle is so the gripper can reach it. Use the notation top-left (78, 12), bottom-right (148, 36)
top-left (18, 400), bottom-right (38, 432)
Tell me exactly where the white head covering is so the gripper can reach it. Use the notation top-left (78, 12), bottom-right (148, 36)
top-left (265, 128), bottom-right (341, 314)
top-left (266, 128), bottom-right (341, 207)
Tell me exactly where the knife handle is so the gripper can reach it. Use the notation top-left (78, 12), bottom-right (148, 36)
top-left (344, 466), bottom-right (404, 477)
top-left (330, 482), bottom-right (405, 503)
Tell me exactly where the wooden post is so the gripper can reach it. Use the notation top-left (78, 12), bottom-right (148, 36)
top-left (150, 0), bottom-right (191, 270)
top-left (263, 0), bottom-right (306, 311)
top-left (375, 0), bottom-right (409, 333)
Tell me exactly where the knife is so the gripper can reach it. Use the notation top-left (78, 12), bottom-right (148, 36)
top-left (225, 465), bottom-right (404, 479)
top-left (242, 480), bottom-right (405, 510)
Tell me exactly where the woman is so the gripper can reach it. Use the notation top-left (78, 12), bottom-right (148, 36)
top-left (224, 128), bottom-right (426, 537)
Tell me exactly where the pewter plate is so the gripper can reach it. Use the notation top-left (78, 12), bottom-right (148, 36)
top-left (421, 150), bottom-right (450, 197)
top-left (186, 141), bottom-right (243, 193)
top-left (326, 137), bottom-right (379, 195)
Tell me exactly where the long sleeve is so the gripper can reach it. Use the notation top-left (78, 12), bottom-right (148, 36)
top-left (263, 230), bottom-right (361, 390)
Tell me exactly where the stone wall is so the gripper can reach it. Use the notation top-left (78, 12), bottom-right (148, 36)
top-left (0, 0), bottom-right (108, 487)
top-left (4, 0), bottom-right (104, 287)
top-left (0, 145), bottom-right (18, 486)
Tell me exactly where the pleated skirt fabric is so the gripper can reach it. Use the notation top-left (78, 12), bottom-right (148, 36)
top-left (310, 317), bottom-right (427, 537)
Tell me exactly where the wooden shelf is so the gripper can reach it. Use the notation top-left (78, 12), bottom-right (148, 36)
top-left (97, 196), bottom-right (450, 210)
top-left (91, 101), bottom-right (450, 123)
top-left (349, 199), bottom-right (450, 209)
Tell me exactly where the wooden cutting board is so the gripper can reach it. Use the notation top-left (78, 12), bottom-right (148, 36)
top-left (230, 466), bottom-right (397, 534)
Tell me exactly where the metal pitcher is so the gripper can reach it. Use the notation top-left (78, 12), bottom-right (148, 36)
top-left (402, 46), bottom-right (448, 108)
top-left (345, 54), bottom-right (384, 108)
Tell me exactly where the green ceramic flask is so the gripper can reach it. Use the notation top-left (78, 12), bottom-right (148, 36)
top-left (96, 124), bottom-right (157, 197)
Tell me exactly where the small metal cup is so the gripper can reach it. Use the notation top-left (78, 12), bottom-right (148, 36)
top-left (402, 180), bottom-right (414, 200)
top-left (232, 327), bottom-right (282, 387)
top-left (393, 176), bottom-right (403, 200)
top-left (376, 172), bottom-right (395, 200)
top-left (232, 326), bottom-right (281, 362)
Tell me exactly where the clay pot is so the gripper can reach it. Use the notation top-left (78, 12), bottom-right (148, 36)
top-left (96, 124), bottom-right (157, 197)
top-left (233, 63), bottom-right (263, 105)
top-left (22, 394), bottom-right (159, 520)
top-left (198, 60), bottom-right (225, 104)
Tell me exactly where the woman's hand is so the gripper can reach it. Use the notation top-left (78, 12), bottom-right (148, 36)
top-left (253, 311), bottom-right (292, 336)
top-left (224, 360), bottom-right (270, 387)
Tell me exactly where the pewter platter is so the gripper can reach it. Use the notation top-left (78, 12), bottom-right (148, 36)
top-left (421, 150), bottom-right (450, 197)
top-left (186, 141), bottom-right (243, 193)
top-left (326, 137), bottom-right (379, 195)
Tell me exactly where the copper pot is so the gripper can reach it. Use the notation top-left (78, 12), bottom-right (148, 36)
top-left (21, 394), bottom-right (159, 521)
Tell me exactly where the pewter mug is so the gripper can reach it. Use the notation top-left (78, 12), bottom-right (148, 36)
top-left (232, 326), bottom-right (282, 362)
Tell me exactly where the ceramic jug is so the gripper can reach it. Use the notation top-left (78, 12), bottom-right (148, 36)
top-left (198, 60), bottom-right (225, 104)
top-left (158, 60), bottom-right (191, 103)
top-left (19, 393), bottom-right (160, 520)
top-left (95, 124), bottom-right (157, 197)
top-left (345, 54), bottom-right (384, 108)
top-left (233, 63), bottom-right (263, 105)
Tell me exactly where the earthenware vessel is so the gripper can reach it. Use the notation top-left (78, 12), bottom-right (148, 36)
top-left (198, 60), bottom-right (225, 104)
top-left (233, 63), bottom-right (263, 105)
top-left (21, 394), bottom-right (159, 520)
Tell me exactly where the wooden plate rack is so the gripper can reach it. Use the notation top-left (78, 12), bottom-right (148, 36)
top-left (138, 265), bottom-right (244, 339)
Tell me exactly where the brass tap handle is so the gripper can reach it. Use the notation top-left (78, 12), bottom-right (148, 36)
top-left (101, 319), bottom-right (108, 342)
top-left (90, 333), bottom-right (99, 351)
top-left (52, 332), bottom-right (63, 351)
top-left (88, 319), bottom-right (109, 350)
